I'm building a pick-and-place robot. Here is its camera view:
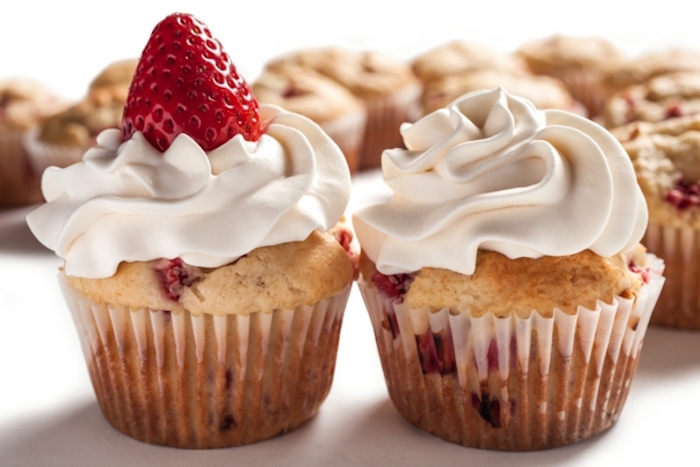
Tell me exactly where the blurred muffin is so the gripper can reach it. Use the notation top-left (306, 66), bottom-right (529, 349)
top-left (0, 78), bottom-right (66, 207)
top-left (517, 34), bottom-right (627, 118)
top-left (613, 115), bottom-right (700, 328)
top-left (267, 47), bottom-right (421, 170)
top-left (600, 71), bottom-right (700, 129)
top-left (421, 69), bottom-right (587, 116)
top-left (603, 48), bottom-right (700, 103)
top-left (353, 88), bottom-right (663, 450)
top-left (252, 64), bottom-right (367, 173)
top-left (411, 40), bottom-right (528, 88)
top-left (23, 59), bottom-right (137, 174)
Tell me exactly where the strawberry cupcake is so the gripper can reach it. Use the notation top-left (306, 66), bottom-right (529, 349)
top-left (353, 88), bottom-right (664, 450)
top-left (27, 13), bottom-right (355, 448)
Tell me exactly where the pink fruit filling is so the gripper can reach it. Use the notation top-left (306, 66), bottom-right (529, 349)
top-left (665, 177), bottom-right (700, 210)
top-left (153, 258), bottom-right (191, 301)
top-left (371, 271), bottom-right (416, 302)
top-left (415, 329), bottom-right (456, 375)
top-left (629, 262), bottom-right (651, 283)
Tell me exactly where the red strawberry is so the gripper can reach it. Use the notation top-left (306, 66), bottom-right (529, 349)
top-left (121, 12), bottom-right (261, 152)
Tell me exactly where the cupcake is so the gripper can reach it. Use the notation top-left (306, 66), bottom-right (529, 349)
top-left (599, 71), bottom-right (700, 129)
top-left (352, 88), bottom-right (664, 450)
top-left (252, 63), bottom-right (367, 173)
top-left (612, 115), bottom-right (700, 329)
top-left (602, 48), bottom-right (700, 105)
top-left (411, 40), bottom-right (528, 89)
top-left (23, 59), bottom-right (137, 175)
top-left (516, 34), bottom-right (627, 118)
top-left (266, 47), bottom-right (422, 170)
top-left (27, 13), bottom-right (355, 448)
top-left (420, 69), bottom-right (587, 117)
top-left (0, 78), bottom-right (66, 207)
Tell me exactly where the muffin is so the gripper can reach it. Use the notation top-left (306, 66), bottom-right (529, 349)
top-left (27, 13), bottom-right (355, 448)
top-left (23, 59), bottom-right (137, 174)
top-left (612, 115), bottom-right (700, 329)
top-left (266, 47), bottom-right (422, 170)
top-left (352, 88), bottom-right (664, 450)
top-left (252, 64), bottom-right (367, 173)
top-left (420, 69), bottom-right (587, 117)
top-left (516, 34), bottom-right (627, 118)
top-left (603, 48), bottom-right (700, 104)
top-left (0, 79), bottom-right (66, 207)
top-left (599, 71), bottom-right (700, 129)
top-left (411, 40), bottom-right (529, 88)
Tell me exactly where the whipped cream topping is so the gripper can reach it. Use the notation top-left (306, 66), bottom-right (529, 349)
top-left (27, 104), bottom-right (351, 279)
top-left (353, 87), bottom-right (648, 275)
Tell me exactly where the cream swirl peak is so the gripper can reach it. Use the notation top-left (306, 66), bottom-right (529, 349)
top-left (27, 104), bottom-right (351, 279)
top-left (353, 87), bottom-right (648, 275)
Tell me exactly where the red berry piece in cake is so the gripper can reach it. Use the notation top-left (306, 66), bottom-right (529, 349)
top-left (470, 392), bottom-right (503, 428)
top-left (371, 271), bottom-right (416, 302)
top-left (665, 177), bottom-right (700, 210)
top-left (121, 12), bottom-right (261, 152)
top-left (153, 257), bottom-right (191, 301)
top-left (415, 329), bottom-right (457, 375)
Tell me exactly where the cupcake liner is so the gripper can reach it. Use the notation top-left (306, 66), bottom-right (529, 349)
top-left (359, 82), bottom-right (422, 171)
top-left (319, 109), bottom-right (367, 174)
top-left (22, 126), bottom-right (86, 175)
top-left (644, 223), bottom-right (700, 329)
top-left (358, 254), bottom-right (664, 451)
top-left (0, 131), bottom-right (42, 206)
top-left (60, 275), bottom-right (351, 448)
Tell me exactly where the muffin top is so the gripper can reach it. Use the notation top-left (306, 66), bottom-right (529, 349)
top-left (252, 64), bottom-right (365, 123)
top-left (516, 34), bottom-right (626, 74)
top-left (27, 13), bottom-right (352, 281)
top-left (67, 229), bottom-right (354, 315)
top-left (603, 48), bottom-right (700, 98)
top-left (0, 78), bottom-right (66, 131)
top-left (353, 87), bottom-right (647, 277)
top-left (360, 246), bottom-right (648, 318)
top-left (421, 69), bottom-right (586, 116)
top-left (600, 71), bottom-right (700, 129)
top-left (613, 114), bottom-right (700, 229)
top-left (88, 59), bottom-right (138, 91)
top-left (411, 40), bottom-right (527, 86)
top-left (266, 47), bottom-right (419, 98)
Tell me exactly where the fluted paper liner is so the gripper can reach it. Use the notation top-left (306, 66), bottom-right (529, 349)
top-left (60, 277), bottom-right (351, 448)
top-left (358, 255), bottom-right (664, 451)
top-left (644, 223), bottom-right (700, 329)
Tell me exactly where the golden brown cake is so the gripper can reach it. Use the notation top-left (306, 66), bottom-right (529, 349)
top-left (411, 40), bottom-right (528, 88)
top-left (516, 34), bottom-right (627, 118)
top-left (603, 48), bottom-right (700, 103)
top-left (267, 47), bottom-right (422, 170)
top-left (0, 79), bottom-right (66, 207)
top-left (252, 64), bottom-right (367, 173)
top-left (613, 115), bottom-right (700, 328)
top-left (420, 69), bottom-right (587, 116)
top-left (600, 71), bottom-right (700, 129)
top-left (23, 59), bottom-right (136, 174)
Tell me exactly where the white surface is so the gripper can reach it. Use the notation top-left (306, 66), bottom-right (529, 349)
top-left (3, 1), bottom-right (700, 464)
top-left (2, 170), bottom-right (700, 466)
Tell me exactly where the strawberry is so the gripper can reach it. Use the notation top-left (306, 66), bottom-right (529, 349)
top-left (121, 12), bottom-right (261, 152)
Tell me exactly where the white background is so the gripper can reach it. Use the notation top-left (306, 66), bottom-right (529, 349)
top-left (3, 1), bottom-right (700, 466)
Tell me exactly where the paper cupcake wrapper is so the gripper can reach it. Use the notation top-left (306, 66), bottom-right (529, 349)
top-left (22, 126), bottom-right (86, 175)
top-left (0, 131), bottom-right (43, 206)
top-left (358, 255), bottom-right (664, 451)
top-left (60, 277), bottom-right (351, 448)
top-left (644, 223), bottom-right (700, 329)
top-left (319, 109), bottom-right (367, 174)
top-left (359, 82), bottom-right (422, 171)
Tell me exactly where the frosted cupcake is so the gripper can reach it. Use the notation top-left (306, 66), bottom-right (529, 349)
top-left (613, 115), bottom-right (700, 329)
top-left (27, 13), bottom-right (355, 448)
top-left (353, 87), bottom-right (664, 450)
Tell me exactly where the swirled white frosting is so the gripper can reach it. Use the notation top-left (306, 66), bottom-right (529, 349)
top-left (27, 104), bottom-right (351, 279)
top-left (353, 87), bottom-right (648, 275)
